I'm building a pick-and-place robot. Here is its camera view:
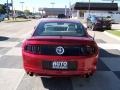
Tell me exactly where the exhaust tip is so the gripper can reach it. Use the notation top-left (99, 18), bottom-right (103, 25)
top-left (27, 72), bottom-right (34, 77)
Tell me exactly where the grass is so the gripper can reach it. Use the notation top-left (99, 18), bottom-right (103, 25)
top-left (4, 18), bottom-right (31, 23)
top-left (107, 30), bottom-right (120, 37)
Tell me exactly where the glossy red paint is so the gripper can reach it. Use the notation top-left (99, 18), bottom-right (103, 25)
top-left (22, 36), bottom-right (99, 76)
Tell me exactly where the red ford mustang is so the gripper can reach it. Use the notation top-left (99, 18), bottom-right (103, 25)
top-left (22, 18), bottom-right (99, 77)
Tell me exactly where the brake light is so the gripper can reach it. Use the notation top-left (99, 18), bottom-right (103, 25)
top-left (86, 45), bottom-right (96, 54)
top-left (24, 45), bottom-right (41, 54)
top-left (80, 45), bottom-right (97, 55)
top-left (23, 44), bottom-right (97, 56)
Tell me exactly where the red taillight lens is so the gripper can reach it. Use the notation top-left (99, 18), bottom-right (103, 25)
top-left (80, 45), bottom-right (97, 55)
top-left (23, 44), bottom-right (98, 56)
top-left (86, 45), bottom-right (96, 55)
top-left (24, 45), bottom-right (41, 54)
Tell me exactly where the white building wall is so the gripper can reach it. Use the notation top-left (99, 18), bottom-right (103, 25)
top-left (71, 10), bottom-right (81, 19)
top-left (71, 10), bottom-right (78, 19)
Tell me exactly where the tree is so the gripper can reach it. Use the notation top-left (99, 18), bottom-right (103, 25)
top-left (0, 4), bottom-right (6, 14)
top-left (24, 10), bottom-right (31, 16)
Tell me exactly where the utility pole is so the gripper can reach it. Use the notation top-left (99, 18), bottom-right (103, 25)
top-left (69, 0), bottom-right (71, 18)
top-left (7, 0), bottom-right (9, 20)
top-left (50, 2), bottom-right (55, 8)
top-left (65, 5), bottom-right (67, 16)
top-left (88, 0), bottom-right (91, 16)
top-left (33, 7), bottom-right (35, 15)
top-left (20, 2), bottom-right (24, 11)
top-left (39, 8), bottom-right (44, 18)
top-left (11, 0), bottom-right (14, 19)
top-left (42, 9), bottom-right (44, 18)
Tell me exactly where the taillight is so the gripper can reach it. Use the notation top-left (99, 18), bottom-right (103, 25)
top-left (24, 45), bottom-right (41, 54)
top-left (23, 44), bottom-right (98, 56)
top-left (80, 45), bottom-right (97, 55)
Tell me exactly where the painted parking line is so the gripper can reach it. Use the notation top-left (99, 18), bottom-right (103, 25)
top-left (104, 31), bottom-right (120, 41)
top-left (0, 41), bottom-right (19, 47)
top-left (21, 31), bottom-right (33, 39)
top-left (0, 68), bottom-right (25, 90)
top-left (71, 71), bottom-right (120, 90)
top-left (17, 76), bottom-right (48, 90)
top-left (97, 43), bottom-right (120, 50)
top-left (5, 47), bottom-right (22, 56)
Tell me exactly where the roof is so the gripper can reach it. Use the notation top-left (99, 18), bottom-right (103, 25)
top-left (72, 2), bottom-right (118, 11)
top-left (39, 18), bottom-right (81, 23)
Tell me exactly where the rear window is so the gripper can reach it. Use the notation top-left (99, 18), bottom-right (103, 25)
top-left (33, 22), bottom-right (86, 37)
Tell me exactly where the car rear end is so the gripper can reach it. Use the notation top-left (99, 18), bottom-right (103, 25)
top-left (87, 15), bottom-right (102, 31)
top-left (102, 20), bottom-right (111, 30)
top-left (22, 37), bottom-right (98, 76)
top-left (22, 19), bottom-right (99, 77)
top-left (94, 17), bottom-right (111, 31)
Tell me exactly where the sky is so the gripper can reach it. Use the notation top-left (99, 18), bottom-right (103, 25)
top-left (0, 0), bottom-right (120, 12)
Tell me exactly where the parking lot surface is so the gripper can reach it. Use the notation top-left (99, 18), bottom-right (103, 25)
top-left (0, 20), bottom-right (120, 90)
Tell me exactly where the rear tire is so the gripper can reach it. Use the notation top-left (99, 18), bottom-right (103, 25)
top-left (107, 27), bottom-right (111, 30)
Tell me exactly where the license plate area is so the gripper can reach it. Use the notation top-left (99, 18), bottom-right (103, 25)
top-left (103, 25), bottom-right (106, 28)
top-left (42, 61), bottom-right (77, 70)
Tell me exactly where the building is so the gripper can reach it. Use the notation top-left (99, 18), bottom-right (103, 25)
top-left (71, 2), bottom-right (120, 23)
top-left (38, 8), bottom-right (70, 17)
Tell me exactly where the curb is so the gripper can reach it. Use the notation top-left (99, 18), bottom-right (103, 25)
top-left (104, 31), bottom-right (120, 41)
top-left (3, 20), bottom-right (31, 23)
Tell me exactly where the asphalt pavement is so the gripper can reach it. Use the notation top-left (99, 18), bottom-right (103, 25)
top-left (0, 20), bottom-right (120, 90)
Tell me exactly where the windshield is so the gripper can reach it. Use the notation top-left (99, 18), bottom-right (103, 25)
top-left (33, 22), bottom-right (86, 37)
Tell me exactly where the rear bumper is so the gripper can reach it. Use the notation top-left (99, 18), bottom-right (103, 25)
top-left (24, 67), bottom-right (96, 76)
top-left (94, 24), bottom-right (111, 30)
top-left (22, 52), bottom-right (98, 76)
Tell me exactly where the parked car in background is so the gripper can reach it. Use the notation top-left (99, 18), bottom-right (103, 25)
top-left (16, 14), bottom-right (28, 19)
top-left (58, 14), bottom-right (66, 18)
top-left (22, 18), bottom-right (99, 77)
top-left (0, 14), bottom-right (5, 22)
top-left (27, 15), bottom-right (36, 19)
top-left (87, 15), bottom-right (111, 31)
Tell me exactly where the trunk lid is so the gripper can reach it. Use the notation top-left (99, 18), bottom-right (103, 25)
top-left (25, 36), bottom-right (96, 46)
